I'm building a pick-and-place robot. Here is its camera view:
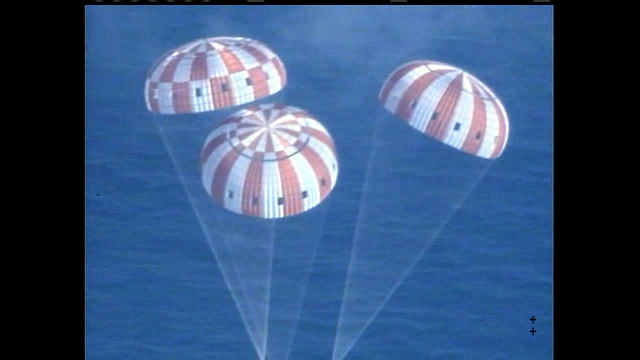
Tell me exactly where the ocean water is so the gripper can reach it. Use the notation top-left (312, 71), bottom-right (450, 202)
top-left (85, 5), bottom-right (553, 360)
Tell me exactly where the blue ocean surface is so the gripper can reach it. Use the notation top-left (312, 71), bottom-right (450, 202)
top-left (85, 5), bottom-right (553, 360)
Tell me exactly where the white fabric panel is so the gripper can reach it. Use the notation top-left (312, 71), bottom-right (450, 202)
top-left (201, 124), bottom-right (236, 194)
top-left (189, 80), bottom-right (214, 113)
top-left (443, 78), bottom-right (474, 149)
top-left (262, 62), bottom-right (283, 94)
top-left (409, 70), bottom-right (458, 133)
top-left (303, 118), bottom-right (327, 133)
top-left (253, 129), bottom-right (268, 153)
top-left (305, 136), bottom-right (338, 185)
top-left (288, 151), bottom-right (320, 211)
top-left (271, 113), bottom-right (296, 127)
top-left (224, 154), bottom-right (252, 215)
top-left (261, 160), bottom-right (283, 219)
top-left (272, 131), bottom-right (298, 153)
top-left (156, 82), bottom-right (175, 114)
top-left (231, 47), bottom-right (261, 71)
top-left (239, 128), bottom-right (266, 148)
top-left (383, 66), bottom-right (430, 114)
top-left (173, 56), bottom-right (194, 82)
top-left (477, 100), bottom-right (500, 158)
top-left (305, 119), bottom-right (337, 184)
top-left (205, 52), bottom-right (229, 78)
top-left (425, 63), bottom-right (457, 72)
top-left (228, 70), bottom-right (254, 106)
top-left (201, 142), bottom-right (232, 196)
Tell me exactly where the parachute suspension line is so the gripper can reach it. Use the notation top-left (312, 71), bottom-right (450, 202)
top-left (333, 155), bottom-right (494, 360)
top-left (152, 118), bottom-right (264, 360)
top-left (279, 208), bottom-right (328, 360)
top-left (262, 219), bottom-right (276, 360)
top-left (449, 160), bottom-right (493, 213)
top-left (332, 112), bottom-right (385, 360)
top-left (226, 229), bottom-right (267, 360)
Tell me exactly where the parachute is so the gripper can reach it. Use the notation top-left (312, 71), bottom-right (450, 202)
top-left (379, 60), bottom-right (509, 159)
top-left (200, 103), bottom-right (338, 219)
top-left (145, 37), bottom-right (336, 360)
top-left (145, 37), bottom-right (287, 114)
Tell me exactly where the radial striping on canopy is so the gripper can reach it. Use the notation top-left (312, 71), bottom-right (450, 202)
top-left (145, 37), bottom-right (287, 114)
top-left (200, 103), bottom-right (338, 219)
top-left (379, 60), bottom-right (509, 159)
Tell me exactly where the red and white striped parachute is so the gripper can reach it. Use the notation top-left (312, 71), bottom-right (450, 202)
top-left (145, 37), bottom-right (287, 115)
top-left (200, 104), bottom-right (338, 219)
top-left (379, 60), bottom-right (509, 159)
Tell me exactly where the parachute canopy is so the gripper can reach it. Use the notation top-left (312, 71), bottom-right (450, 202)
top-left (145, 37), bottom-right (287, 115)
top-left (200, 104), bottom-right (338, 219)
top-left (379, 60), bottom-right (509, 159)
